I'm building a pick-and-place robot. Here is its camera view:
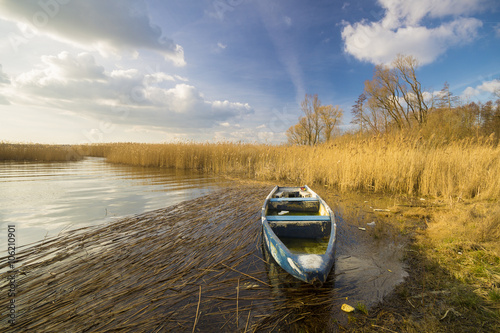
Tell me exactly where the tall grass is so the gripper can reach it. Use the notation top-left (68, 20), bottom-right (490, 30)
top-left (0, 143), bottom-right (82, 161)
top-left (73, 135), bottom-right (500, 200)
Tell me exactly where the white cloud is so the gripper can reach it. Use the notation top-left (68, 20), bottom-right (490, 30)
top-left (148, 83), bottom-right (204, 113)
top-left (462, 86), bottom-right (480, 97)
top-left (211, 100), bottom-right (251, 112)
top-left (0, 0), bottom-right (185, 66)
top-left (1, 51), bottom-right (253, 130)
top-left (478, 79), bottom-right (500, 94)
top-left (461, 79), bottom-right (500, 99)
top-left (378, 0), bottom-right (487, 28)
top-left (217, 42), bottom-right (227, 49)
top-left (144, 72), bottom-right (177, 84)
top-left (212, 124), bottom-right (281, 143)
top-left (28, 52), bottom-right (105, 82)
top-left (341, 0), bottom-right (486, 65)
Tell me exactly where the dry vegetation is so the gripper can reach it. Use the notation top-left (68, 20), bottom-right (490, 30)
top-left (74, 134), bottom-right (500, 201)
top-left (0, 143), bottom-right (82, 162)
top-left (3, 137), bottom-right (499, 203)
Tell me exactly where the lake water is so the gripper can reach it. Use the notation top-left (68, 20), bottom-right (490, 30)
top-left (0, 157), bottom-right (228, 252)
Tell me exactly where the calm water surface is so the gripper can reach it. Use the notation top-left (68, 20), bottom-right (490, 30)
top-left (0, 157), bottom-right (228, 251)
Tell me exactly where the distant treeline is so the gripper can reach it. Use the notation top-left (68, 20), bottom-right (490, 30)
top-left (287, 55), bottom-right (500, 145)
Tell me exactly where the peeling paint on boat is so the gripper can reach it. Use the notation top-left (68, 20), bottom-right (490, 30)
top-left (287, 257), bottom-right (301, 273)
top-left (297, 255), bottom-right (323, 269)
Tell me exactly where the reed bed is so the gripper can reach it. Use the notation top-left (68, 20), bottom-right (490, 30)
top-left (77, 136), bottom-right (500, 200)
top-left (3, 136), bottom-right (498, 199)
top-left (0, 143), bottom-right (82, 162)
top-left (0, 184), bottom-right (344, 332)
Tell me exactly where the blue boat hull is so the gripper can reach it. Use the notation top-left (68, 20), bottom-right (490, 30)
top-left (261, 186), bottom-right (336, 285)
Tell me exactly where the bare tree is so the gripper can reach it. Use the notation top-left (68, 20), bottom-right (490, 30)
top-left (351, 93), bottom-right (366, 132)
top-left (435, 82), bottom-right (460, 110)
top-left (299, 94), bottom-right (322, 145)
top-left (393, 54), bottom-right (429, 124)
top-left (319, 105), bottom-right (343, 141)
top-left (286, 117), bottom-right (309, 145)
top-left (363, 54), bottom-right (429, 131)
top-left (351, 93), bottom-right (388, 134)
top-left (287, 94), bottom-right (343, 145)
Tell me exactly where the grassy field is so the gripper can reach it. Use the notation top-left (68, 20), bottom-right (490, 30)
top-left (1, 137), bottom-right (499, 331)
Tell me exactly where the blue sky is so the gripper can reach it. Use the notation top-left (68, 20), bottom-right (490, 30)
top-left (0, 0), bottom-right (499, 144)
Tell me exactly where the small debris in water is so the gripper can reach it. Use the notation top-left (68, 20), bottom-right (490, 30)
top-left (243, 282), bottom-right (261, 290)
top-left (277, 210), bottom-right (289, 215)
top-left (373, 209), bottom-right (391, 212)
top-left (358, 227), bottom-right (366, 231)
top-left (367, 221), bottom-right (376, 227)
top-left (341, 304), bottom-right (355, 313)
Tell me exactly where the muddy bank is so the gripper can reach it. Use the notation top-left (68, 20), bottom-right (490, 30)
top-left (325, 190), bottom-right (412, 308)
top-left (1, 184), bottom-right (410, 332)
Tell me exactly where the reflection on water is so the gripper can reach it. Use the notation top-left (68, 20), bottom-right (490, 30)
top-left (0, 157), bottom-right (228, 250)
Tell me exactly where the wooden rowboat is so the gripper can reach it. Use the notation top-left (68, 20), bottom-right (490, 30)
top-left (261, 185), bottom-right (336, 286)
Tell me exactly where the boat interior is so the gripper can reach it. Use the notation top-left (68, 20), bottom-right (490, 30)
top-left (265, 188), bottom-right (331, 254)
top-left (272, 188), bottom-right (312, 198)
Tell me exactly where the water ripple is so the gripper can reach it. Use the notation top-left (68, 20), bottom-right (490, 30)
top-left (0, 157), bottom-right (229, 250)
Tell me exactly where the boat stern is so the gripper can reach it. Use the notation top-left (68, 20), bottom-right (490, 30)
top-left (287, 254), bottom-right (331, 284)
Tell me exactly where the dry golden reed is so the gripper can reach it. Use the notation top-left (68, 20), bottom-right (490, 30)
top-left (77, 135), bottom-right (500, 200)
top-left (0, 142), bottom-right (82, 161)
top-left (2, 136), bottom-right (498, 200)
top-left (426, 203), bottom-right (500, 255)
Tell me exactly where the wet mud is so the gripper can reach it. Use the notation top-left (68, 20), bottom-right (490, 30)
top-left (0, 183), bottom-right (412, 332)
top-left (326, 190), bottom-right (410, 308)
